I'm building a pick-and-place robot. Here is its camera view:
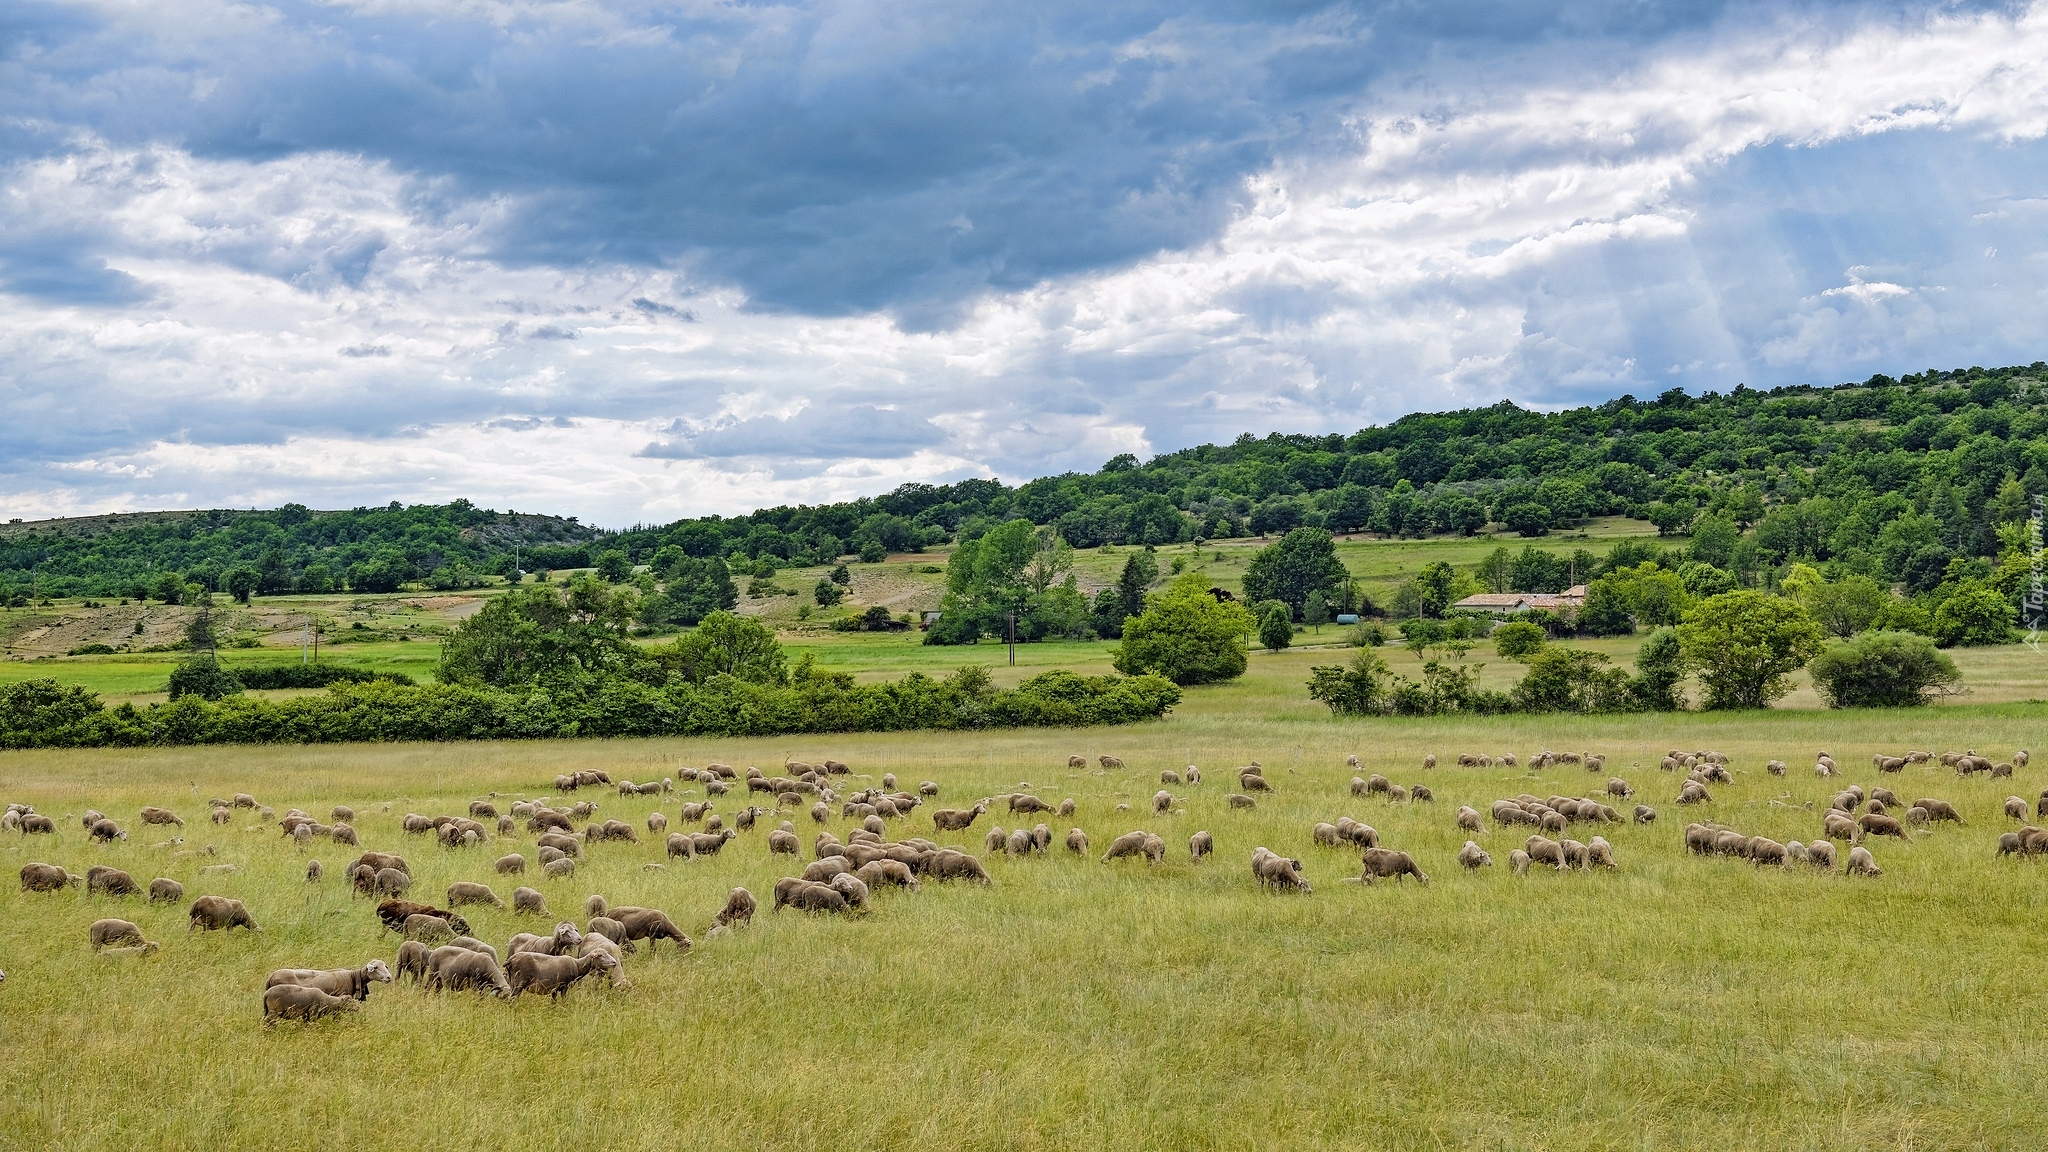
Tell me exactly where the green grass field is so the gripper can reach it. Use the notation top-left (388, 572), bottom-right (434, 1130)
top-left (5, 663), bottom-right (2048, 1149)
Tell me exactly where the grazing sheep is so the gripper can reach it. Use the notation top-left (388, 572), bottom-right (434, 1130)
top-left (1186, 767), bottom-right (1202, 785)
top-left (1312, 822), bottom-right (1341, 848)
top-left (1350, 777), bottom-right (1367, 796)
top-left (711, 887), bottom-right (758, 929)
top-left (447, 882), bottom-right (504, 909)
top-left (374, 867), bottom-right (411, 897)
top-left (1066, 828), bottom-right (1090, 855)
top-left (1068, 755), bottom-right (1087, 768)
top-left (1747, 837), bottom-right (1789, 867)
top-left (1633, 805), bottom-right (1656, 824)
top-left (1846, 845), bottom-right (1882, 876)
top-left (1458, 841), bottom-right (1492, 869)
top-left (1786, 840), bottom-right (1809, 862)
top-left (19, 814), bottom-right (56, 835)
top-left (89, 819), bottom-right (127, 844)
top-left (1239, 773), bottom-right (1272, 794)
top-left (1456, 806), bottom-right (1483, 834)
top-left (1226, 794), bottom-right (1256, 810)
top-left (932, 803), bottom-right (988, 832)
top-left (1250, 847), bottom-right (1311, 892)
top-left (188, 895), bottom-right (258, 932)
top-left (1560, 839), bottom-right (1590, 869)
top-left (305, 860), bottom-right (324, 883)
top-left (263, 984), bottom-right (361, 1025)
top-left (828, 872), bottom-right (870, 909)
top-left (1587, 836), bottom-right (1616, 869)
top-left (1997, 832), bottom-right (2023, 857)
top-left (494, 853), bottom-right (527, 876)
top-left (1523, 836), bottom-right (1567, 871)
top-left (1676, 781), bottom-right (1710, 805)
top-left (265, 960), bottom-right (392, 1001)
top-left (1006, 828), bottom-right (1033, 856)
top-left (404, 913), bottom-right (457, 944)
top-left (803, 857), bottom-right (852, 882)
top-left (782, 879), bottom-right (851, 913)
top-left (426, 949), bottom-right (511, 996)
top-left (88, 918), bottom-right (150, 950)
top-left (142, 876), bottom-right (185, 905)
top-left (1913, 798), bottom-right (1963, 824)
top-left (984, 826), bottom-right (1008, 854)
top-left (925, 849), bottom-right (992, 883)
top-left (1100, 830), bottom-right (1153, 863)
top-left (1189, 830), bottom-right (1214, 860)
top-left (1605, 778), bottom-right (1632, 799)
top-left (140, 806), bottom-right (184, 829)
top-left (1151, 790), bottom-right (1174, 815)
top-left (1509, 848), bottom-right (1531, 874)
top-left (1161, 770), bottom-right (1181, 785)
top-left (1423, 754), bottom-right (1437, 769)
top-left (507, 885), bottom-right (547, 916)
top-left (1904, 806), bottom-right (1929, 826)
top-left (542, 857), bottom-right (577, 880)
top-left (86, 866), bottom-right (143, 897)
top-left (1859, 813), bottom-right (1907, 839)
top-left (1360, 847), bottom-right (1427, 884)
top-left (768, 829), bottom-right (799, 856)
top-left (2006, 796), bottom-right (2028, 821)
top-left (508, 949), bottom-right (619, 998)
top-left (1099, 755), bottom-right (1125, 770)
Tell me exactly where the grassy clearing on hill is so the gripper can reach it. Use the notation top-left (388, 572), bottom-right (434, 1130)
top-left (3, 687), bottom-right (2047, 1149)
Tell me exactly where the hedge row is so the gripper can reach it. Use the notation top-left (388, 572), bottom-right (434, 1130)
top-left (0, 669), bottom-right (1180, 749)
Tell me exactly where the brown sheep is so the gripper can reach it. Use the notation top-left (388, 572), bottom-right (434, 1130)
top-left (1846, 845), bottom-right (1882, 876)
top-left (2006, 796), bottom-right (2028, 821)
top-left (426, 949), bottom-right (511, 996)
top-left (924, 849), bottom-right (991, 883)
top-left (189, 895), bottom-right (258, 932)
top-left (265, 960), bottom-right (392, 1000)
top-left (1099, 755), bottom-right (1125, 770)
top-left (146, 877), bottom-right (184, 904)
top-left (1007, 828), bottom-right (1033, 856)
top-left (1605, 778), bottom-right (1632, 799)
top-left (932, 803), bottom-right (987, 832)
top-left (1523, 836), bottom-right (1566, 870)
top-left (1239, 771), bottom-right (1272, 793)
top-left (1160, 770), bottom-right (1181, 785)
top-left (1458, 841), bottom-right (1492, 869)
top-left (263, 984), bottom-right (361, 1024)
top-left (394, 939), bottom-right (431, 982)
top-left (1361, 847), bottom-right (1427, 884)
top-left (140, 806), bottom-right (184, 829)
top-left (1913, 798), bottom-right (1963, 824)
top-left (828, 872), bottom-right (870, 909)
top-left (495, 853), bottom-right (526, 875)
top-left (89, 819), bottom-right (127, 844)
top-left (768, 829), bottom-right (799, 855)
top-left (1859, 813), bottom-right (1907, 838)
top-left (88, 918), bottom-right (150, 950)
top-left (1189, 830), bottom-right (1214, 861)
top-left (855, 860), bottom-right (919, 891)
top-left (510, 886), bottom-right (547, 916)
top-left (19, 813), bottom-right (56, 835)
top-left (1806, 839), bottom-right (1836, 868)
top-left (1066, 828), bottom-right (1089, 855)
top-left (714, 887), bottom-right (758, 928)
top-left (780, 880), bottom-right (849, 913)
top-left (802, 857), bottom-right (852, 882)
top-left (507, 921), bottom-right (584, 957)
top-left (1456, 806), bottom-right (1483, 834)
top-left (1509, 848), bottom-right (1531, 874)
top-left (446, 882), bottom-right (504, 908)
top-left (1008, 794), bottom-right (1054, 815)
top-left (1068, 755), bottom-right (1087, 768)
top-left (1587, 836), bottom-right (1617, 869)
top-left (1101, 830), bottom-right (1152, 863)
top-left (373, 867), bottom-right (411, 897)
top-left (1676, 781), bottom-right (1710, 805)
top-left (404, 913), bottom-right (457, 943)
top-left (1997, 831), bottom-right (2023, 857)
top-left (542, 857), bottom-right (577, 880)
top-left (985, 826), bottom-right (1008, 854)
top-left (596, 906), bottom-right (690, 952)
top-left (1250, 847), bottom-right (1310, 892)
top-left (87, 865), bottom-right (143, 897)
top-left (1151, 790), bottom-right (1174, 815)
top-left (1312, 822), bottom-right (1342, 848)
top-left (508, 949), bottom-right (619, 998)
top-left (1633, 805), bottom-right (1656, 824)
top-left (1226, 793), bottom-right (1256, 810)
top-left (1748, 837), bottom-right (1789, 867)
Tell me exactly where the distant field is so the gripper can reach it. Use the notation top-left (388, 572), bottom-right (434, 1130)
top-left (3, 686), bottom-right (2046, 1149)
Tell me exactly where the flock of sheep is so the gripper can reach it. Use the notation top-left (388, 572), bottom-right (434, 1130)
top-left (4, 741), bottom-right (2039, 1022)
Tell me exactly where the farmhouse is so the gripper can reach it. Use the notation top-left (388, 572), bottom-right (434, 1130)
top-left (1452, 585), bottom-right (1587, 615)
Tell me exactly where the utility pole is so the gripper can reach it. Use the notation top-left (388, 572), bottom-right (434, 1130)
top-left (1007, 611), bottom-right (1016, 666)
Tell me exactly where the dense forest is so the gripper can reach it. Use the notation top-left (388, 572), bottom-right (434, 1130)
top-left (4, 360), bottom-right (2044, 604)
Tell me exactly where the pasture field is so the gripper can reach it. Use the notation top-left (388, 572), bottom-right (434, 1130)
top-left (3, 689), bottom-right (2048, 1150)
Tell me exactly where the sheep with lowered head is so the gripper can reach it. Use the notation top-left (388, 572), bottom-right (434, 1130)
top-left (1249, 847), bottom-right (1310, 892)
top-left (1457, 841), bottom-right (1492, 869)
top-left (507, 949), bottom-right (619, 998)
top-left (263, 984), bottom-right (361, 1025)
top-left (188, 895), bottom-right (257, 932)
top-left (1065, 828), bottom-right (1090, 855)
top-left (1846, 845), bottom-right (1882, 876)
top-left (1189, 830), bottom-right (1214, 861)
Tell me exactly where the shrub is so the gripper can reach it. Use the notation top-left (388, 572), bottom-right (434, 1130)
top-left (1112, 573), bottom-right (1257, 685)
top-left (1509, 647), bottom-right (1631, 713)
top-left (814, 579), bottom-right (844, 606)
top-left (1808, 630), bottom-right (1963, 708)
top-left (1257, 603), bottom-right (1294, 652)
top-left (1306, 650), bottom-right (1390, 715)
top-left (67, 643), bottom-right (116, 656)
top-left (1241, 528), bottom-right (1346, 619)
top-left (1492, 621), bottom-right (1546, 659)
top-left (1628, 627), bottom-right (1685, 711)
top-left (167, 654), bottom-right (243, 701)
top-left (231, 664), bottom-right (411, 690)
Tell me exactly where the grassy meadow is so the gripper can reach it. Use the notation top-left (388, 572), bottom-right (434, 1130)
top-left (4, 666), bottom-right (2048, 1149)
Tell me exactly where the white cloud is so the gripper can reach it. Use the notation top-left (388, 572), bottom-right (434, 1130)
top-left (6, 4), bottom-right (2048, 523)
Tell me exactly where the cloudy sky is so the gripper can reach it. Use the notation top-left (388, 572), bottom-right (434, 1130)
top-left (3, 0), bottom-right (2046, 526)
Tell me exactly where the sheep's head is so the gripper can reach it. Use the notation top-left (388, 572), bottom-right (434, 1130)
top-left (365, 959), bottom-right (393, 982)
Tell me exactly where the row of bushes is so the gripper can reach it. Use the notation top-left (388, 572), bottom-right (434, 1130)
top-left (0, 667), bottom-right (1180, 749)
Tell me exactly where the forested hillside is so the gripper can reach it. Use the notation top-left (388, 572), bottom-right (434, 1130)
top-left (4, 360), bottom-right (2044, 602)
top-left (0, 501), bottom-right (601, 601)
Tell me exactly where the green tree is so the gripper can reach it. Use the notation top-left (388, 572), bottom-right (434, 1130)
top-left (1493, 620), bottom-right (1547, 659)
top-left (1629, 627), bottom-right (1685, 711)
top-left (1501, 501), bottom-right (1551, 537)
top-left (1303, 589), bottom-right (1330, 632)
top-left (1808, 631), bottom-right (1962, 707)
top-left (1242, 528), bottom-right (1347, 619)
top-left (814, 579), bottom-right (844, 607)
top-left (224, 566), bottom-right (260, 604)
top-left (1112, 573), bottom-right (1257, 685)
top-left (1510, 647), bottom-right (1630, 713)
top-left (1576, 577), bottom-right (1636, 636)
top-left (1675, 591), bottom-right (1824, 709)
top-left (640, 557), bottom-right (738, 628)
top-left (829, 564), bottom-right (851, 586)
top-left (1475, 546), bottom-right (1514, 593)
top-left (1931, 580), bottom-right (2016, 646)
top-left (1415, 560), bottom-right (1460, 619)
top-left (1258, 603), bottom-right (1294, 652)
top-left (1688, 513), bottom-right (1739, 569)
top-left (595, 549), bottom-right (632, 583)
top-left (1092, 550), bottom-right (1159, 639)
top-left (168, 652), bottom-right (242, 700)
top-left (440, 581), bottom-right (640, 686)
top-left (657, 611), bottom-right (787, 685)
top-left (1799, 573), bottom-right (1888, 637)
